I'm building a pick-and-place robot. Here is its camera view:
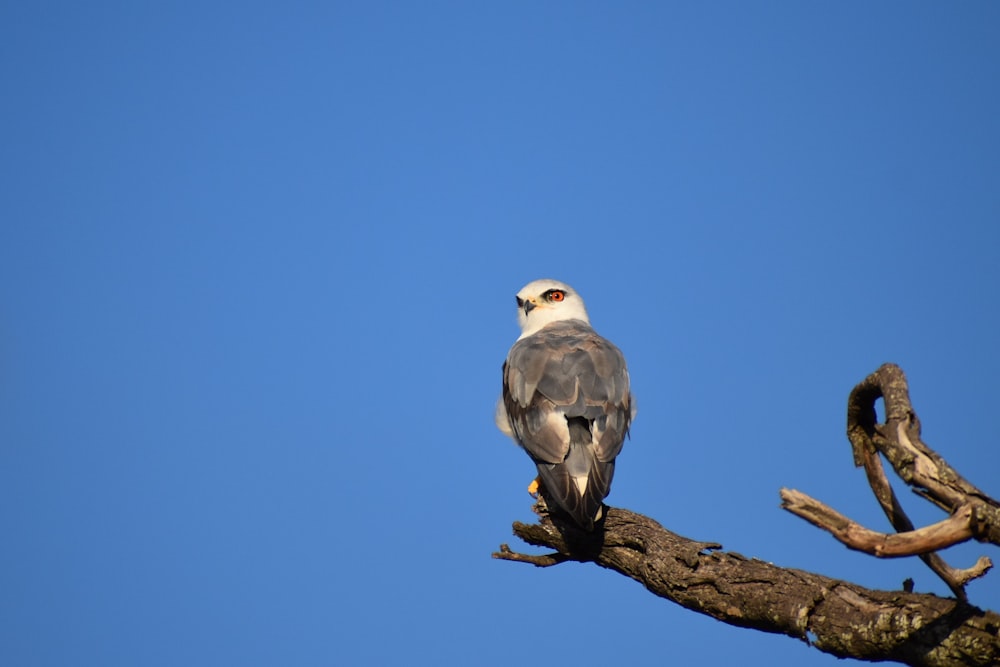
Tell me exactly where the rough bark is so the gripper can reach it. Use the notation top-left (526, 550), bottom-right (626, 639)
top-left (494, 506), bottom-right (1000, 666)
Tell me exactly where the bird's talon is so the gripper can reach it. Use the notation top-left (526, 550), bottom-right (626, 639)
top-left (527, 478), bottom-right (540, 498)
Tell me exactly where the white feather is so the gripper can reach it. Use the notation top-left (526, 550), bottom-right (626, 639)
top-left (494, 398), bottom-right (514, 438)
top-left (515, 279), bottom-right (590, 338)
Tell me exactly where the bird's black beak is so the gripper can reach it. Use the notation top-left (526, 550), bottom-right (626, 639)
top-left (522, 300), bottom-right (536, 316)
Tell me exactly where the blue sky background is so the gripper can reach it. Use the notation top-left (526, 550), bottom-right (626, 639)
top-left (2, 3), bottom-right (998, 665)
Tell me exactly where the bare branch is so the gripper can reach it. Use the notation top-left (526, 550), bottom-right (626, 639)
top-left (496, 504), bottom-right (1000, 667)
top-left (783, 363), bottom-right (999, 599)
top-left (491, 542), bottom-right (570, 567)
top-left (780, 489), bottom-right (988, 561)
top-left (846, 364), bottom-right (1000, 545)
top-left (494, 365), bottom-right (1000, 664)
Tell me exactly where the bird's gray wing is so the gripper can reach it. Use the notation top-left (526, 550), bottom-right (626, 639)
top-left (502, 321), bottom-right (632, 465)
top-left (501, 321), bottom-right (632, 529)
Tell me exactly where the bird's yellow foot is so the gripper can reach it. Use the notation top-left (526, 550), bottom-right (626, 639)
top-left (527, 477), bottom-right (540, 498)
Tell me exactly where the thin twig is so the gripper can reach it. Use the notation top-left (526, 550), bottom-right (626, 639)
top-left (491, 543), bottom-right (572, 567)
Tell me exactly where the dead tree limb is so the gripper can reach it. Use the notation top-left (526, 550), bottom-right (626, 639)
top-left (494, 505), bottom-right (1000, 667)
top-left (782, 363), bottom-right (999, 599)
top-left (781, 490), bottom-right (989, 561)
top-left (494, 365), bottom-right (999, 665)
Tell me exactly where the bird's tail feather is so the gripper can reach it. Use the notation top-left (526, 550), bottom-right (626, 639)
top-left (535, 418), bottom-right (615, 530)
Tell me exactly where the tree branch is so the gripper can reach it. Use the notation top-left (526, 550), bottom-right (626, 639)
top-left (783, 363), bottom-right (999, 599)
top-left (780, 489), bottom-right (994, 580)
top-left (494, 365), bottom-right (999, 665)
top-left (845, 363), bottom-right (1000, 546)
top-left (494, 505), bottom-right (1000, 667)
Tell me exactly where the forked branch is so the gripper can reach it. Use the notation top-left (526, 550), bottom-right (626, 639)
top-left (782, 364), bottom-right (999, 599)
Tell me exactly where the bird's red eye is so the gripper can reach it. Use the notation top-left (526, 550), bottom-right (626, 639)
top-left (547, 290), bottom-right (565, 302)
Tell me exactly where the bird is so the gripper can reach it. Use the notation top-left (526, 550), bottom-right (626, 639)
top-left (496, 279), bottom-right (634, 530)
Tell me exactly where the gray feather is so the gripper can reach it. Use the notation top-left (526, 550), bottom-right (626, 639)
top-left (501, 319), bottom-right (632, 529)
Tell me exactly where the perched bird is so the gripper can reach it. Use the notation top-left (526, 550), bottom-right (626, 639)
top-left (496, 279), bottom-right (634, 530)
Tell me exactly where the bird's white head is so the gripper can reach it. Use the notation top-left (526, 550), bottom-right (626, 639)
top-left (514, 279), bottom-right (590, 338)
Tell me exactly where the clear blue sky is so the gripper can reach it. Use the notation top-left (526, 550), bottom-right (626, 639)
top-left (2, 3), bottom-right (998, 665)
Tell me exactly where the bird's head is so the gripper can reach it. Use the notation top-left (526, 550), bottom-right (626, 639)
top-left (514, 279), bottom-right (590, 338)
